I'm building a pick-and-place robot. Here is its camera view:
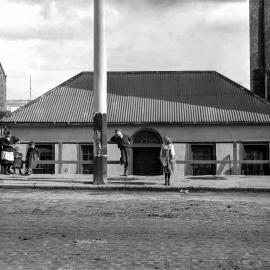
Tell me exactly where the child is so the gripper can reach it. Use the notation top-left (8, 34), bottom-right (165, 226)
top-left (160, 136), bottom-right (175, 186)
top-left (25, 141), bottom-right (40, 176)
top-left (13, 146), bottom-right (23, 175)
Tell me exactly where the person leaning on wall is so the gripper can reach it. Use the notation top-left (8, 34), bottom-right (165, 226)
top-left (110, 129), bottom-right (131, 176)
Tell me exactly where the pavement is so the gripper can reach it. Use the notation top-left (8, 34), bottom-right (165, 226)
top-left (0, 174), bottom-right (270, 192)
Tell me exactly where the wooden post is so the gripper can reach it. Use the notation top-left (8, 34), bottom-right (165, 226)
top-left (232, 141), bottom-right (238, 175)
top-left (58, 141), bottom-right (63, 174)
top-left (93, 0), bottom-right (107, 184)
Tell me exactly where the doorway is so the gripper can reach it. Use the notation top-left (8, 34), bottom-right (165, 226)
top-left (132, 129), bottom-right (162, 176)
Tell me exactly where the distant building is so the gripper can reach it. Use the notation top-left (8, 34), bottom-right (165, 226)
top-left (0, 62), bottom-right (30, 119)
top-left (2, 71), bottom-right (270, 176)
top-left (250, 0), bottom-right (270, 100)
top-left (6, 100), bottom-right (30, 112)
top-left (0, 62), bottom-right (7, 118)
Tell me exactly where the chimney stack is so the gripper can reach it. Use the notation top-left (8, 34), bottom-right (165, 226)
top-left (250, 0), bottom-right (270, 100)
top-left (0, 62), bottom-right (7, 116)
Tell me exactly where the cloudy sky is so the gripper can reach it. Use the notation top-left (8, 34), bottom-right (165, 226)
top-left (0, 0), bottom-right (249, 100)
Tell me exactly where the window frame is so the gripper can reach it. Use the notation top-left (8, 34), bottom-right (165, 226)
top-left (190, 143), bottom-right (216, 176)
top-left (79, 143), bottom-right (93, 174)
top-left (241, 143), bottom-right (269, 175)
top-left (32, 143), bottom-right (55, 174)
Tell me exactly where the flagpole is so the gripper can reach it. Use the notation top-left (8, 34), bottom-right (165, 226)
top-left (93, 0), bottom-right (107, 184)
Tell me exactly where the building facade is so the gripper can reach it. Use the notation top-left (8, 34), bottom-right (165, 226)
top-left (250, 0), bottom-right (270, 100)
top-left (0, 62), bottom-right (7, 118)
top-left (6, 100), bottom-right (30, 112)
top-left (2, 71), bottom-right (270, 176)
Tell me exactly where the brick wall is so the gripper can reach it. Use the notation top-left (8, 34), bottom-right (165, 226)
top-left (250, 0), bottom-right (270, 99)
top-left (0, 71), bottom-right (6, 112)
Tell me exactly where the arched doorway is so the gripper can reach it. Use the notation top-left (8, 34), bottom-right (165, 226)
top-left (132, 129), bottom-right (163, 175)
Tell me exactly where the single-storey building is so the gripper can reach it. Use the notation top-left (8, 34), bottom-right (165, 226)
top-left (2, 71), bottom-right (270, 176)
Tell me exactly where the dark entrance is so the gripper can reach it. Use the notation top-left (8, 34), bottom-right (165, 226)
top-left (133, 129), bottom-right (162, 175)
top-left (242, 144), bottom-right (269, 175)
top-left (133, 148), bottom-right (161, 175)
top-left (191, 144), bottom-right (216, 175)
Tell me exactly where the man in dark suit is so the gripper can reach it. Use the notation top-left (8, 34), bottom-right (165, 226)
top-left (110, 129), bottom-right (131, 176)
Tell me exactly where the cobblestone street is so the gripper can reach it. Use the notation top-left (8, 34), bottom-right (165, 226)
top-left (0, 190), bottom-right (269, 270)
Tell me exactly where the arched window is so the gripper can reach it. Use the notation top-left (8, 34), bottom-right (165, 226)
top-left (133, 130), bottom-right (162, 144)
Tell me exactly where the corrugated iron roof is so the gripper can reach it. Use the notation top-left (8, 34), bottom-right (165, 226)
top-left (3, 71), bottom-right (270, 124)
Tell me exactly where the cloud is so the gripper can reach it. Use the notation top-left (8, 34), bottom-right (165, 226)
top-left (0, 0), bottom-right (246, 41)
top-left (0, 0), bottom-right (250, 100)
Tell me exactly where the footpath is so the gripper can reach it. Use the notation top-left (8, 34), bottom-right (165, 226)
top-left (0, 174), bottom-right (270, 192)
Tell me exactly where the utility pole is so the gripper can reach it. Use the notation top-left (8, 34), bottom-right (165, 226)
top-left (93, 0), bottom-right (107, 184)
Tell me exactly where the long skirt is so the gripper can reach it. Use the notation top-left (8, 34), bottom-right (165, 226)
top-left (26, 154), bottom-right (39, 169)
top-left (14, 158), bottom-right (23, 169)
top-left (1, 151), bottom-right (14, 164)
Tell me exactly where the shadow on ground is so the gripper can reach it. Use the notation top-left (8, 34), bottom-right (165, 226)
top-left (185, 176), bottom-right (227, 181)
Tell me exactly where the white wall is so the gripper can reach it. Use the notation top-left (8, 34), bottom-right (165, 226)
top-left (7, 124), bottom-right (270, 143)
top-left (174, 143), bottom-right (186, 177)
top-left (6, 124), bottom-right (270, 176)
top-left (216, 143), bottom-right (233, 175)
top-left (61, 144), bottom-right (78, 174)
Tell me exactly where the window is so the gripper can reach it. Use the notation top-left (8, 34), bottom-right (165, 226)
top-left (80, 144), bottom-right (93, 174)
top-left (33, 144), bottom-right (55, 174)
top-left (191, 144), bottom-right (216, 176)
top-left (242, 144), bottom-right (269, 175)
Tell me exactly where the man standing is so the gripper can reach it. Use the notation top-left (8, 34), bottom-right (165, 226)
top-left (110, 129), bottom-right (131, 176)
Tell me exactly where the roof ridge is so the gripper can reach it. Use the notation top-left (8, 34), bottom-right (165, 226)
top-left (57, 71), bottom-right (86, 88)
top-left (0, 62), bottom-right (6, 77)
top-left (81, 70), bottom-right (216, 75)
top-left (214, 71), bottom-right (270, 106)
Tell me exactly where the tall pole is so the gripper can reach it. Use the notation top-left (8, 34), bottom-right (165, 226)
top-left (93, 0), bottom-right (107, 184)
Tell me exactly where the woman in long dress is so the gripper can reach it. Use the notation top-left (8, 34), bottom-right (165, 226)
top-left (25, 141), bottom-right (40, 176)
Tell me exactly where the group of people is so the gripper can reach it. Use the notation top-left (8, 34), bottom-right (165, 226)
top-left (0, 131), bottom-right (40, 175)
top-left (1, 129), bottom-right (175, 183)
top-left (111, 129), bottom-right (175, 186)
